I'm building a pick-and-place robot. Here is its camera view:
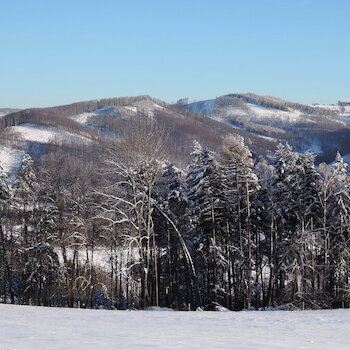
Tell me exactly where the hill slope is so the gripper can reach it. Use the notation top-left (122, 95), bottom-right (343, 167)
top-left (1, 93), bottom-right (349, 181)
top-left (182, 93), bottom-right (350, 163)
top-left (0, 95), bottom-right (277, 180)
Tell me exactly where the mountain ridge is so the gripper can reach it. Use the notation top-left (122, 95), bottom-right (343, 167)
top-left (181, 93), bottom-right (350, 163)
top-left (1, 93), bottom-right (350, 181)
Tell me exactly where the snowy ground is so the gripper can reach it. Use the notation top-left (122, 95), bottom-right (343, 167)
top-left (0, 305), bottom-right (349, 350)
top-left (10, 123), bottom-right (91, 144)
top-left (10, 124), bottom-right (63, 143)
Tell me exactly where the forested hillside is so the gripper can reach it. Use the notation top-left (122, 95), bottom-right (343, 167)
top-left (0, 95), bottom-right (277, 170)
top-left (1, 111), bottom-right (350, 310)
top-left (183, 93), bottom-right (350, 164)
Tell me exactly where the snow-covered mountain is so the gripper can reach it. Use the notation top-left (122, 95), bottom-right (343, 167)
top-left (182, 93), bottom-right (350, 163)
top-left (0, 95), bottom-right (279, 181)
top-left (1, 93), bottom-right (349, 181)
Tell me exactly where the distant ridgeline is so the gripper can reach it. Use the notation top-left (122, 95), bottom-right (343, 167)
top-left (338, 101), bottom-right (350, 106)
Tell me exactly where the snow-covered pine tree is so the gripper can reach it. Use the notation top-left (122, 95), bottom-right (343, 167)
top-left (0, 164), bottom-right (14, 303)
top-left (221, 134), bottom-right (258, 310)
top-left (12, 154), bottom-right (61, 306)
top-left (316, 161), bottom-right (335, 296)
top-left (185, 141), bottom-right (228, 308)
top-left (13, 154), bottom-right (38, 208)
top-left (327, 152), bottom-right (350, 304)
top-left (271, 144), bottom-right (320, 306)
top-left (13, 154), bottom-right (39, 248)
top-left (153, 162), bottom-right (192, 309)
top-left (251, 157), bottom-right (275, 308)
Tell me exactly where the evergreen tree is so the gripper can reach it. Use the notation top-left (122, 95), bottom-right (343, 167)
top-left (153, 163), bottom-right (191, 309)
top-left (13, 154), bottom-right (60, 305)
top-left (0, 165), bottom-right (14, 303)
top-left (221, 134), bottom-right (258, 309)
top-left (327, 153), bottom-right (350, 304)
top-left (271, 144), bottom-right (320, 306)
top-left (185, 141), bottom-right (228, 307)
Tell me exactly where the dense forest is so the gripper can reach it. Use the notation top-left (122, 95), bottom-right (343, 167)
top-left (1, 117), bottom-right (350, 311)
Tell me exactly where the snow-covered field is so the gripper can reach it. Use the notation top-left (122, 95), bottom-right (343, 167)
top-left (10, 124), bottom-right (64, 143)
top-left (0, 304), bottom-right (349, 350)
top-left (10, 123), bottom-right (91, 144)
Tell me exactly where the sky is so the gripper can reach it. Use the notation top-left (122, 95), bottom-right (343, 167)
top-left (0, 0), bottom-right (349, 108)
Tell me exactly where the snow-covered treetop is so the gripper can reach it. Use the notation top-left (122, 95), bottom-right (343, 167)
top-left (221, 134), bottom-right (255, 178)
top-left (334, 151), bottom-right (348, 175)
top-left (13, 154), bottom-right (38, 194)
top-left (191, 140), bottom-right (203, 157)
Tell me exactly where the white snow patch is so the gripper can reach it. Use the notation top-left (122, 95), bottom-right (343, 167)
top-left (0, 305), bottom-right (349, 349)
top-left (153, 103), bottom-right (165, 110)
top-left (0, 145), bottom-right (24, 182)
top-left (257, 134), bottom-right (277, 142)
top-left (124, 106), bottom-right (138, 113)
top-left (73, 107), bottom-right (117, 124)
top-left (55, 247), bottom-right (112, 271)
top-left (247, 104), bottom-right (303, 123)
top-left (10, 123), bottom-right (91, 145)
top-left (11, 124), bottom-right (65, 143)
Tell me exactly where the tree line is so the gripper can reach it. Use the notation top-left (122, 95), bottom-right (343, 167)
top-left (1, 119), bottom-right (350, 310)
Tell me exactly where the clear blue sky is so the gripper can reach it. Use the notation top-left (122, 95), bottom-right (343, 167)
top-left (0, 0), bottom-right (349, 108)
